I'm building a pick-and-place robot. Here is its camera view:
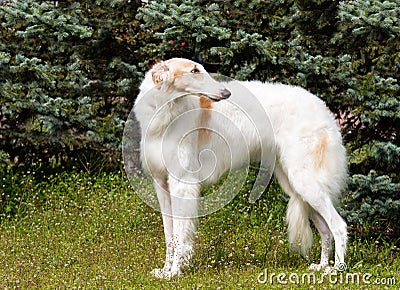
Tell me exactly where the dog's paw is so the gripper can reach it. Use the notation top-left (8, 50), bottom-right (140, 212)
top-left (323, 265), bottom-right (335, 275)
top-left (308, 263), bottom-right (329, 271)
top-left (150, 268), bottom-right (172, 280)
top-left (150, 267), bottom-right (182, 279)
top-left (309, 264), bottom-right (341, 275)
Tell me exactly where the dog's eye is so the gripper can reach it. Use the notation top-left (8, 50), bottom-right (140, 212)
top-left (191, 68), bottom-right (200, 74)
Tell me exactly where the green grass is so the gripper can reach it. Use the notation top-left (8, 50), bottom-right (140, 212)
top-left (0, 171), bottom-right (399, 289)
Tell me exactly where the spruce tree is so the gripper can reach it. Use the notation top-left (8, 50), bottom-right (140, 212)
top-left (0, 0), bottom-right (142, 168)
top-left (333, 1), bottom-right (400, 234)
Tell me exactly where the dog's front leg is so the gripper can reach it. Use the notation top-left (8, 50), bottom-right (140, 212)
top-left (150, 177), bottom-right (175, 279)
top-left (168, 176), bottom-right (200, 277)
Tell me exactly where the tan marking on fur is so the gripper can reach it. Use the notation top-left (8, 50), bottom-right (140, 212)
top-left (171, 61), bottom-right (196, 78)
top-left (151, 62), bottom-right (171, 86)
top-left (197, 97), bottom-right (213, 145)
top-left (152, 59), bottom-right (200, 86)
top-left (313, 133), bottom-right (328, 169)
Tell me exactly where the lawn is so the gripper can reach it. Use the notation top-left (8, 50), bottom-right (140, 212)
top-left (0, 171), bottom-right (399, 289)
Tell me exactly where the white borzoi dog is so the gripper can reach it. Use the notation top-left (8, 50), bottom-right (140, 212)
top-left (133, 58), bottom-right (348, 278)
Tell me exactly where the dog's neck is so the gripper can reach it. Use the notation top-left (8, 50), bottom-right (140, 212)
top-left (135, 87), bottom-right (199, 139)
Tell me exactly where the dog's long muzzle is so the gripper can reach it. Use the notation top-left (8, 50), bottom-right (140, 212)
top-left (204, 88), bottom-right (231, 102)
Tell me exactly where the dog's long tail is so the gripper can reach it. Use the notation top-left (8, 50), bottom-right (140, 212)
top-left (286, 195), bottom-right (313, 257)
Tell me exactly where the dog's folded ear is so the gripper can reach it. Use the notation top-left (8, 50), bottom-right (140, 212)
top-left (152, 62), bottom-right (172, 87)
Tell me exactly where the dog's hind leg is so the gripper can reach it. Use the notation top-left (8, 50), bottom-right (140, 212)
top-left (275, 161), bottom-right (346, 271)
top-left (306, 195), bottom-right (347, 272)
top-left (150, 177), bottom-right (175, 279)
top-left (291, 178), bottom-right (347, 272)
top-left (309, 209), bottom-right (333, 271)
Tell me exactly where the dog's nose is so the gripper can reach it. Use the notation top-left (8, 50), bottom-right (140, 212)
top-left (220, 88), bottom-right (231, 99)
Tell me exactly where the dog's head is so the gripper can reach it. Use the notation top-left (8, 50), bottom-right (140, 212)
top-left (150, 58), bottom-right (231, 102)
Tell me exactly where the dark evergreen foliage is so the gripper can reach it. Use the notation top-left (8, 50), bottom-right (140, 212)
top-left (0, 0), bottom-right (143, 168)
top-left (0, 0), bottom-right (399, 235)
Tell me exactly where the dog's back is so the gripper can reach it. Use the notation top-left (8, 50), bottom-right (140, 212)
top-left (203, 81), bottom-right (347, 197)
top-left (239, 81), bottom-right (347, 200)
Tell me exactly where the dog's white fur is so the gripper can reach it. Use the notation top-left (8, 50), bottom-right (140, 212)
top-left (134, 58), bottom-right (348, 278)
